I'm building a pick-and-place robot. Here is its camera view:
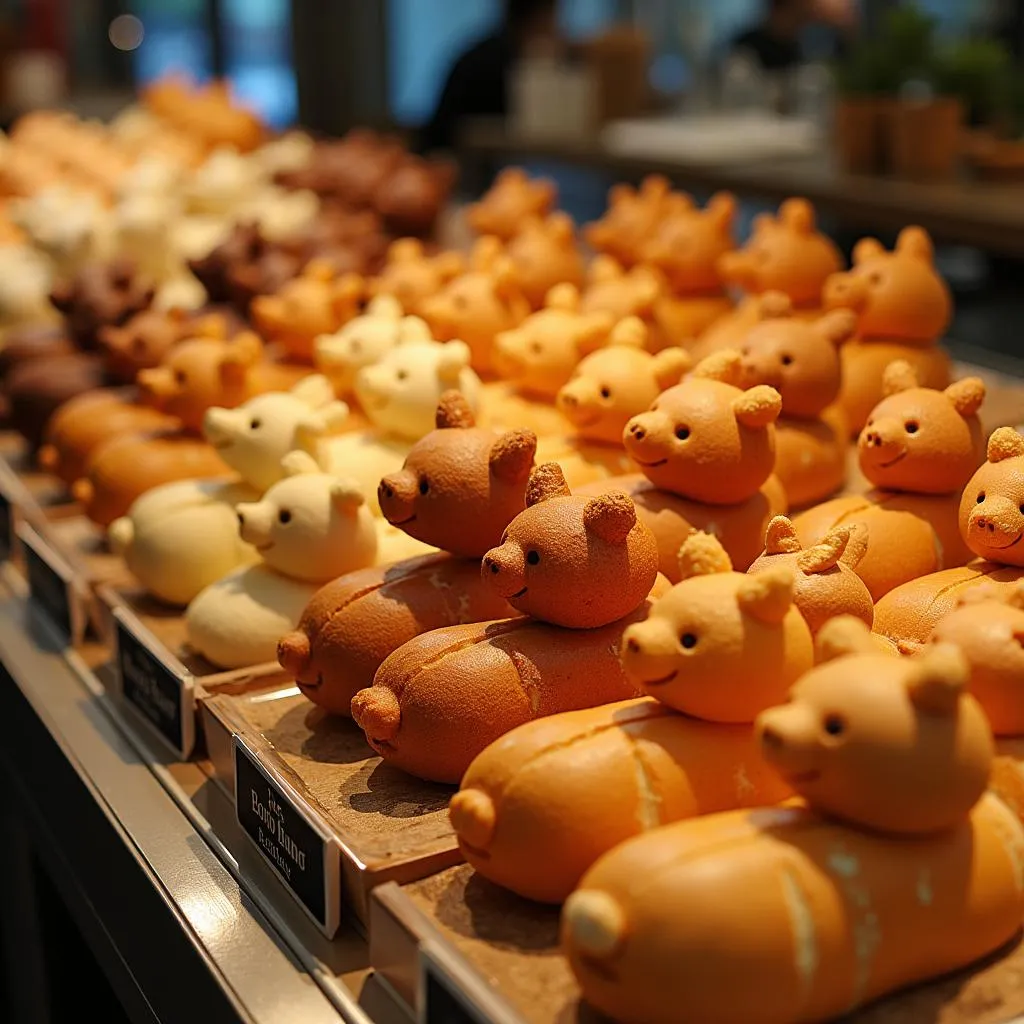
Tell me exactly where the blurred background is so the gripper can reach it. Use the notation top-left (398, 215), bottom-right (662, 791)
top-left (1, 0), bottom-right (1023, 368)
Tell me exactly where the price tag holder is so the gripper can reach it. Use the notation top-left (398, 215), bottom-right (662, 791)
top-left (234, 735), bottom-right (341, 938)
top-left (419, 945), bottom-right (492, 1024)
top-left (114, 610), bottom-right (195, 759)
top-left (18, 524), bottom-right (83, 647)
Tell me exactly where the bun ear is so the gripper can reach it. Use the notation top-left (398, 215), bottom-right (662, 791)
top-left (583, 492), bottom-right (636, 545)
top-left (330, 479), bottom-right (366, 515)
top-left (905, 642), bottom-right (969, 716)
top-left (815, 615), bottom-right (877, 662)
top-left (575, 312), bottom-right (615, 356)
top-left (219, 331), bottom-right (262, 384)
top-left (435, 389), bottom-right (476, 429)
top-left (492, 256), bottom-right (521, 302)
top-left (839, 522), bottom-right (869, 570)
top-left (526, 462), bottom-right (570, 506)
top-left (763, 516), bottom-right (802, 556)
top-left (366, 294), bottom-right (403, 320)
top-left (778, 198), bottom-right (815, 234)
top-left (881, 360), bottom-right (919, 396)
top-left (652, 347), bottom-right (691, 390)
top-left (853, 237), bottom-right (885, 265)
top-left (797, 526), bottom-right (851, 574)
top-left (545, 282), bottom-right (581, 311)
top-left (944, 377), bottom-right (986, 419)
top-left (707, 191), bottom-right (737, 229)
top-left (304, 258), bottom-right (337, 283)
top-left (471, 235), bottom-right (504, 271)
top-left (397, 315), bottom-right (433, 344)
top-left (691, 349), bottom-right (743, 386)
top-left (732, 385), bottom-right (782, 429)
top-left (546, 211), bottom-right (575, 243)
top-left (589, 254), bottom-right (624, 285)
top-left (896, 226), bottom-right (935, 263)
top-left (677, 532), bottom-right (732, 579)
top-left (436, 340), bottom-right (471, 385)
top-left (814, 309), bottom-right (857, 346)
top-left (490, 429), bottom-right (537, 484)
top-left (296, 400), bottom-right (350, 445)
top-left (607, 316), bottom-right (647, 351)
top-left (737, 568), bottom-right (793, 625)
top-left (290, 373), bottom-right (335, 409)
top-left (386, 238), bottom-right (424, 263)
top-left (281, 450), bottom-right (322, 476)
top-left (988, 427), bottom-right (1024, 463)
top-left (756, 291), bottom-right (792, 320)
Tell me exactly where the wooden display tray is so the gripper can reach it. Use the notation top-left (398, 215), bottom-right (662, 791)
top-left (200, 685), bottom-right (462, 931)
top-left (95, 584), bottom-right (291, 760)
top-left (371, 865), bottom-right (1024, 1024)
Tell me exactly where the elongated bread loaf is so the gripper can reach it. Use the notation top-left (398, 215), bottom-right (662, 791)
top-left (451, 697), bottom-right (792, 903)
top-left (277, 552), bottom-right (517, 716)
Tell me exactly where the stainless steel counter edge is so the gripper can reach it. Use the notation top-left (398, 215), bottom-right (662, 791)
top-left (0, 582), bottom-right (361, 1024)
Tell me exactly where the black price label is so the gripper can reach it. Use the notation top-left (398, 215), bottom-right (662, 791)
top-left (116, 613), bottom-right (194, 758)
top-left (420, 948), bottom-right (490, 1024)
top-left (20, 526), bottom-right (75, 646)
top-left (0, 489), bottom-right (13, 563)
top-left (234, 736), bottom-right (340, 936)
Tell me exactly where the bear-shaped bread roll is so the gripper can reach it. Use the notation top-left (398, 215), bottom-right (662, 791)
top-left (749, 516), bottom-right (873, 635)
top-left (873, 427), bottom-right (1024, 649)
top-left (137, 330), bottom-right (307, 434)
top-left (579, 350), bottom-right (788, 578)
top-left (97, 306), bottom-right (210, 384)
top-left (367, 239), bottom-right (464, 319)
top-left (313, 294), bottom-right (432, 395)
top-left (466, 167), bottom-right (556, 241)
top-left (696, 198), bottom-right (843, 358)
top-left (577, 256), bottom-right (665, 351)
top-left (420, 236), bottom-right (530, 374)
top-left (491, 283), bottom-right (613, 402)
top-left (928, 582), bottom-right (1024, 735)
top-left (109, 377), bottom-right (350, 605)
top-left (503, 212), bottom-right (585, 310)
top-left (250, 260), bottom-right (364, 362)
top-left (564, 618), bottom-right (1020, 1024)
top-left (321, 338), bottom-right (483, 514)
top-left (825, 227), bottom-right (953, 433)
top-left (277, 392), bottom-right (534, 715)
top-left (186, 452), bottom-right (377, 668)
top-left (641, 191), bottom-right (737, 346)
top-left (736, 294), bottom-right (856, 506)
top-left (584, 175), bottom-right (672, 268)
top-left (50, 259), bottom-right (155, 350)
top-left (350, 463), bottom-right (662, 782)
top-left (450, 531), bottom-right (804, 903)
top-left (796, 363), bottom-right (985, 600)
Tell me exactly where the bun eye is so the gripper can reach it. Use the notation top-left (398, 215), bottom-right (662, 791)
top-left (396, 369), bottom-right (408, 381)
top-left (904, 420), bottom-right (919, 434)
top-left (780, 354), bottom-right (793, 366)
top-left (600, 386), bottom-right (611, 398)
top-left (530, 341), bottom-right (542, 355)
top-left (675, 426), bottom-right (690, 441)
top-left (250, 417), bottom-right (261, 430)
top-left (977, 492), bottom-right (985, 503)
top-left (680, 633), bottom-right (697, 649)
top-left (174, 369), bottom-right (187, 385)
top-left (278, 509), bottom-right (292, 524)
top-left (419, 478), bottom-right (429, 495)
top-left (526, 550), bottom-right (540, 565)
top-left (823, 713), bottom-right (845, 738)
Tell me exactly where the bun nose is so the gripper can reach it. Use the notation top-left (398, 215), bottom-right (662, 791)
top-left (351, 686), bottom-right (401, 742)
top-left (277, 630), bottom-right (311, 677)
top-left (449, 789), bottom-right (496, 851)
top-left (563, 890), bottom-right (626, 960)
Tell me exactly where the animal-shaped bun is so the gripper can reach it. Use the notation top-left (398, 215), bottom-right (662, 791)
top-left (481, 463), bottom-right (659, 628)
top-left (825, 227), bottom-right (952, 345)
top-left (420, 237), bottom-right (530, 374)
top-left (718, 198), bottom-right (842, 309)
top-left (749, 517), bottom-right (873, 635)
top-left (928, 582), bottom-right (1024, 735)
top-left (960, 427), bottom-right (1024, 566)
top-left (621, 532), bottom-right (813, 721)
top-left (466, 167), bottom-right (556, 241)
top-left (578, 256), bottom-right (663, 343)
top-left (624, 350), bottom-right (782, 504)
top-left (503, 212), bottom-right (584, 309)
top-left (492, 284), bottom-right (613, 400)
top-left (584, 175), bottom-right (672, 267)
top-left (250, 261), bottom-right (364, 362)
top-left (314, 294), bottom-right (433, 394)
top-left (564, 620), bottom-right (1010, 1024)
top-left (861, 361), bottom-right (986, 494)
top-left (378, 391), bottom-right (536, 557)
top-left (367, 238), bottom-right (464, 318)
top-left (98, 306), bottom-right (196, 383)
top-left (50, 258), bottom-right (155, 350)
top-left (557, 318), bottom-right (690, 446)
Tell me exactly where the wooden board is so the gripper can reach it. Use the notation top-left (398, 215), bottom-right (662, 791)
top-left (372, 864), bottom-right (1024, 1024)
top-left (201, 686), bottom-right (462, 927)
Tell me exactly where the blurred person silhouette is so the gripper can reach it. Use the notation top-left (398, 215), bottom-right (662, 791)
top-left (732, 0), bottom-right (858, 72)
top-left (418, 0), bottom-right (562, 153)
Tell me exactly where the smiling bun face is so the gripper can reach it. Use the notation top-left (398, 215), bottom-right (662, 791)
top-left (960, 428), bottom-right (1024, 567)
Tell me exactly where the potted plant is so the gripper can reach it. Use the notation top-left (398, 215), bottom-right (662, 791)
top-left (832, 42), bottom-right (899, 175)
